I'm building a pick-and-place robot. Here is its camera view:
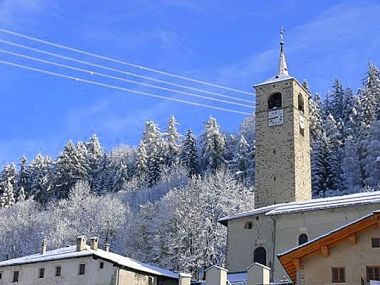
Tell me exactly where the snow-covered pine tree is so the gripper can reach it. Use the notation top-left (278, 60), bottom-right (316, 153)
top-left (164, 116), bottom-right (181, 167)
top-left (0, 180), bottom-right (16, 208)
top-left (201, 116), bottom-right (226, 172)
top-left (17, 186), bottom-right (26, 202)
top-left (360, 63), bottom-right (380, 132)
top-left (239, 115), bottom-right (255, 146)
top-left (329, 79), bottom-right (345, 121)
top-left (85, 134), bottom-right (103, 188)
top-left (231, 135), bottom-right (250, 183)
top-left (17, 156), bottom-right (30, 196)
top-left (180, 129), bottom-right (199, 176)
top-left (29, 154), bottom-right (54, 204)
top-left (323, 114), bottom-right (344, 195)
top-left (342, 96), bottom-right (366, 193)
top-left (142, 121), bottom-right (165, 186)
top-left (309, 93), bottom-right (326, 197)
top-left (135, 141), bottom-right (148, 182)
top-left (363, 120), bottom-right (380, 189)
top-left (54, 140), bottom-right (88, 199)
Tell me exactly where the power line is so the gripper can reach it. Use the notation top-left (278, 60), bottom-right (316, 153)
top-left (0, 59), bottom-right (252, 116)
top-left (0, 39), bottom-right (253, 104)
top-left (0, 48), bottom-right (253, 109)
top-left (0, 27), bottom-right (253, 96)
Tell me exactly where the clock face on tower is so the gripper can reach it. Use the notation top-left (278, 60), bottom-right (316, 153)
top-left (268, 109), bottom-right (284, 126)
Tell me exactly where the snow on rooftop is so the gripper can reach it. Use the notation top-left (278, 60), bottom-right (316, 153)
top-left (0, 245), bottom-right (179, 279)
top-left (254, 74), bottom-right (294, 86)
top-left (219, 191), bottom-right (380, 223)
top-left (228, 272), bottom-right (247, 285)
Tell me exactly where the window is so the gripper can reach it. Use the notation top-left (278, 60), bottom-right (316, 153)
top-left (372, 238), bottom-right (380, 248)
top-left (244, 221), bottom-right (253, 229)
top-left (55, 266), bottom-right (61, 277)
top-left (148, 277), bottom-right (154, 285)
top-left (99, 262), bottom-right (104, 269)
top-left (367, 266), bottom-right (380, 281)
top-left (38, 268), bottom-right (45, 279)
top-left (298, 93), bottom-right (304, 113)
top-left (79, 264), bottom-right (85, 275)
top-left (298, 233), bottom-right (308, 245)
top-left (0, 272), bottom-right (2, 279)
top-left (254, 247), bottom-right (267, 266)
top-left (12, 271), bottom-right (19, 283)
top-left (332, 267), bottom-right (345, 283)
top-left (268, 93), bottom-right (282, 110)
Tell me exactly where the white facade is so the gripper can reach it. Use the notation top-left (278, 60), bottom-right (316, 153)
top-left (0, 237), bottom-right (182, 285)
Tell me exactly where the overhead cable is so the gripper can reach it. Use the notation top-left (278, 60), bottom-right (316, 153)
top-left (0, 27), bottom-right (253, 96)
top-left (0, 39), bottom-right (253, 104)
top-left (0, 48), bottom-right (253, 109)
top-left (0, 59), bottom-right (252, 116)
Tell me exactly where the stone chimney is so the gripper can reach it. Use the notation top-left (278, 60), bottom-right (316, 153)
top-left (178, 273), bottom-right (192, 285)
top-left (247, 262), bottom-right (271, 285)
top-left (205, 265), bottom-right (228, 285)
top-left (41, 239), bottom-right (47, 255)
top-left (76, 236), bottom-right (87, 252)
top-left (104, 242), bottom-right (110, 252)
top-left (89, 237), bottom-right (99, 250)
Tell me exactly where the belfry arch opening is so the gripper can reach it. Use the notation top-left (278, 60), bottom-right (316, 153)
top-left (298, 233), bottom-right (308, 245)
top-left (268, 93), bottom-right (282, 109)
top-left (253, 247), bottom-right (267, 266)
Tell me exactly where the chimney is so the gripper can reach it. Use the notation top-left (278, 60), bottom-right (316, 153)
top-left (41, 239), bottom-right (47, 255)
top-left (76, 236), bottom-right (87, 252)
top-left (104, 242), bottom-right (110, 252)
top-left (247, 262), bottom-right (271, 285)
top-left (89, 237), bottom-right (99, 251)
top-left (205, 265), bottom-right (228, 285)
top-left (178, 273), bottom-right (192, 285)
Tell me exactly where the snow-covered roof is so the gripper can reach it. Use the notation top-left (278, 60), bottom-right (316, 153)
top-left (254, 73), bottom-right (294, 86)
top-left (228, 272), bottom-right (247, 285)
top-left (0, 245), bottom-right (179, 279)
top-left (219, 191), bottom-right (380, 224)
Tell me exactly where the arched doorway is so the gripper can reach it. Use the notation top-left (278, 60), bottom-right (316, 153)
top-left (254, 246), bottom-right (267, 266)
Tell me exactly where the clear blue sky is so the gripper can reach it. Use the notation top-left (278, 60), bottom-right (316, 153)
top-left (0, 0), bottom-right (379, 165)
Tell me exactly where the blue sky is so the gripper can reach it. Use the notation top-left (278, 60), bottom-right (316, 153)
top-left (0, 0), bottom-right (379, 165)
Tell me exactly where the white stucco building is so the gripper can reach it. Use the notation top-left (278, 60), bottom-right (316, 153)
top-left (0, 236), bottom-right (191, 285)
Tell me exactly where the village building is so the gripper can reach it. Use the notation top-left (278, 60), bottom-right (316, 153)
top-left (0, 236), bottom-right (191, 285)
top-left (278, 211), bottom-right (380, 285)
top-left (219, 30), bottom-right (380, 283)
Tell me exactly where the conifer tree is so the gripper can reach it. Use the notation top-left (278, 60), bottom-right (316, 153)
top-left (201, 116), bottom-right (226, 172)
top-left (363, 120), bottom-right (380, 189)
top-left (164, 116), bottom-right (180, 167)
top-left (29, 154), bottom-right (54, 204)
top-left (180, 129), bottom-right (199, 176)
top-left (85, 134), bottom-right (103, 187)
top-left (0, 180), bottom-right (15, 208)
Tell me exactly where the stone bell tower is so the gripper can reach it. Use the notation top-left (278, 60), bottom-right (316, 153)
top-left (254, 30), bottom-right (312, 208)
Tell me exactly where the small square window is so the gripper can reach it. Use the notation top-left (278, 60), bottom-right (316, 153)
top-left (13, 271), bottom-right (19, 282)
top-left (79, 264), bottom-right (85, 275)
top-left (372, 238), bottom-right (380, 248)
top-left (99, 262), bottom-right (104, 269)
top-left (332, 267), bottom-right (345, 283)
top-left (55, 266), bottom-right (61, 277)
top-left (38, 268), bottom-right (45, 279)
top-left (367, 266), bottom-right (380, 281)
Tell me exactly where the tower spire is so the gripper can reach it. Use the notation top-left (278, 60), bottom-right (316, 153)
top-left (279, 27), bottom-right (289, 76)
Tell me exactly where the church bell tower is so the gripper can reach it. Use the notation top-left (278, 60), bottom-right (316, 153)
top-left (254, 30), bottom-right (312, 208)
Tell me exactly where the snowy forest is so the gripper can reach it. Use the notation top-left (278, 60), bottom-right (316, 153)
top-left (0, 63), bottom-right (380, 277)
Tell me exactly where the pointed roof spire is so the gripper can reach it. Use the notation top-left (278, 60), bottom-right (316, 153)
top-left (279, 27), bottom-right (289, 76)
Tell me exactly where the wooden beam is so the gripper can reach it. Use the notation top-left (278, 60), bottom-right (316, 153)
top-left (348, 234), bottom-right (357, 245)
top-left (293, 259), bottom-right (303, 270)
top-left (321, 245), bottom-right (329, 257)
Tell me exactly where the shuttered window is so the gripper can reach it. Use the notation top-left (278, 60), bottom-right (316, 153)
top-left (332, 267), bottom-right (345, 283)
